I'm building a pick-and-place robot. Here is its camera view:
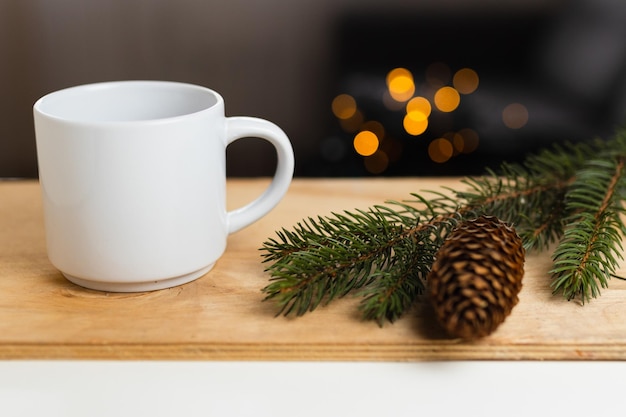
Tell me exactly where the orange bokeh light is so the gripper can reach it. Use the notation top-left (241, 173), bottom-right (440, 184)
top-left (353, 130), bottom-right (379, 156)
top-left (331, 94), bottom-right (357, 119)
top-left (457, 128), bottom-right (479, 153)
top-left (428, 138), bottom-right (454, 163)
top-left (403, 113), bottom-right (429, 136)
top-left (386, 68), bottom-right (415, 102)
top-left (453, 68), bottom-right (479, 94)
top-left (434, 86), bottom-right (460, 112)
top-left (364, 150), bottom-right (389, 174)
top-left (406, 96), bottom-right (432, 119)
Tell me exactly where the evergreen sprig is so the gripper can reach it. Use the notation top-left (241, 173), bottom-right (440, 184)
top-left (550, 157), bottom-right (626, 301)
top-left (260, 130), bottom-right (626, 324)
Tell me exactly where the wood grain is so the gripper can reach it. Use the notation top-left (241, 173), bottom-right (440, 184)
top-left (2, 178), bottom-right (626, 360)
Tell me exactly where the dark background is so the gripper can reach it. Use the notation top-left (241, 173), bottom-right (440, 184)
top-left (2, 0), bottom-right (626, 178)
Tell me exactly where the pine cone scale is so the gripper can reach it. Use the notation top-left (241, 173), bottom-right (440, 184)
top-left (427, 215), bottom-right (525, 339)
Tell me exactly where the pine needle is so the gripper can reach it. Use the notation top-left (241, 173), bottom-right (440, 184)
top-left (260, 129), bottom-right (626, 324)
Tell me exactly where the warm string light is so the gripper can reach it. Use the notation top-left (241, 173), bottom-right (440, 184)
top-left (331, 62), bottom-right (529, 173)
top-left (386, 68), bottom-right (415, 102)
top-left (353, 131), bottom-right (378, 156)
top-left (404, 96), bottom-right (431, 136)
top-left (433, 86), bottom-right (460, 112)
top-left (502, 103), bottom-right (529, 129)
top-left (331, 94), bottom-right (357, 120)
top-left (452, 68), bottom-right (479, 94)
top-left (392, 65), bottom-right (471, 145)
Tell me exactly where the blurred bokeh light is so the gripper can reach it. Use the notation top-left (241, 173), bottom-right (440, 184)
top-left (319, 1), bottom-right (626, 176)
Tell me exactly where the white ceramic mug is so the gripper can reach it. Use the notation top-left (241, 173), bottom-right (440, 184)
top-left (33, 80), bottom-right (294, 292)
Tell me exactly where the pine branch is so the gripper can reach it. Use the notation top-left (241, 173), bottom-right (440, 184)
top-left (456, 141), bottom-right (589, 246)
top-left (261, 195), bottom-right (464, 320)
top-left (550, 157), bottom-right (626, 302)
top-left (262, 211), bottom-right (399, 316)
top-left (260, 129), bottom-right (626, 324)
top-left (357, 236), bottom-right (436, 325)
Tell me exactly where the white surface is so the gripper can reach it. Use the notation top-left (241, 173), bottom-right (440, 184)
top-left (0, 361), bottom-right (623, 416)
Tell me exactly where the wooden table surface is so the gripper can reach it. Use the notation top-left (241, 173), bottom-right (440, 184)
top-left (2, 177), bottom-right (626, 360)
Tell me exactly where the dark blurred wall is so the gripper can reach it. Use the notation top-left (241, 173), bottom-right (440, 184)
top-left (320, 0), bottom-right (626, 176)
top-left (0, 0), bottom-right (565, 178)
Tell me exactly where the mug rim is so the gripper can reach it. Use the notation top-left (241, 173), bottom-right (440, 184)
top-left (33, 80), bottom-right (224, 125)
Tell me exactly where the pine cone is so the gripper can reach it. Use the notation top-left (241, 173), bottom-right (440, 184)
top-left (427, 215), bottom-right (525, 339)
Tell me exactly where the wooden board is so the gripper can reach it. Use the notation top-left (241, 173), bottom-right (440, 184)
top-left (2, 178), bottom-right (626, 360)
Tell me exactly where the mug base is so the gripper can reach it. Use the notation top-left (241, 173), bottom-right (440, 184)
top-left (62, 264), bottom-right (214, 293)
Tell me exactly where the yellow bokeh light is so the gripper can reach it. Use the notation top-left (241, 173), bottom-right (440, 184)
top-left (388, 76), bottom-right (415, 102)
top-left (453, 68), bottom-right (479, 94)
top-left (353, 130), bottom-right (379, 156)
top-left (502, 103), bottom-right (529, 129)
top-left (386, 68), bottom-right (413, 86)
top-left (428, 138), bottom-right (454, 163)
top-left (434, 86), bottom-right (460, 112)
top-left (406, 96), bottom-right (432, 119)
top-left (386, 67), bottom-right (415, 102)
top-left (331, 94), bottom-right (357, 120)
top-left (403, 113), bottom-right (428, 136)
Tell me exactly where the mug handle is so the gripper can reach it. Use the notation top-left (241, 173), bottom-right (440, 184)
top-left (225, 116), bottom-right (295, 234)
